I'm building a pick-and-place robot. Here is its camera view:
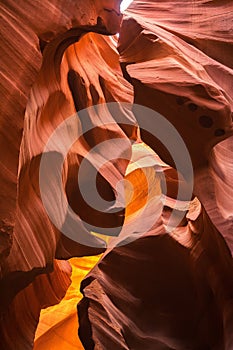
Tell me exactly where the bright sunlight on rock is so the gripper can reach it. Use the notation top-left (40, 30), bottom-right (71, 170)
top-left (0, 0), bottom-right (233, 349)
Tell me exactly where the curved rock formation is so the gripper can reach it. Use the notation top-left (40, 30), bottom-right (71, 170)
top-left (118, 0), bottom-right (233, 251)
top-left (0, 0), bottom-right (233, 349)
top-left (0, 0), bottom-right (122, 261)
top-left (34, 256), bottom-right (101, 350)
top-left (78, 156), bottom-right (233, 349)
top-left (78, 1), bottom-right (233, 349)
top-left (0, 259), bottom-right (71, 349)
top-left (0, 1), bottom-right (132, 348)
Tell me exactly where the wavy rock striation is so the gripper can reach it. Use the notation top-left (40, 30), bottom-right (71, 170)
top-left (0, 1), bottom-right (135, 349)
top-left (0, 0), bottom-right (233, 349)
top-left (78, 1), bottom-right (233, 349)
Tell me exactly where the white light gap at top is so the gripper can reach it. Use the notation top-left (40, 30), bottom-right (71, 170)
top-left (120, 0), bottom-right (134, 11)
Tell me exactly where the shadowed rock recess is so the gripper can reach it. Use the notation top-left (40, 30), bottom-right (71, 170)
top-left (0, 0), bottom-right (233, 349)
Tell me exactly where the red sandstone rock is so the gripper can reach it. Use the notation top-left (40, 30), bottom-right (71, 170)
top-left (0, 1), bottom-right (131, 348)
top-left (78, 1), bottom-right (233, 349)
top-left (118, 0), bottom-right (233, 253)
top-left (0, 0), bottom-right (122, 260)
top-left (0, 0), bottom-right (233, 349)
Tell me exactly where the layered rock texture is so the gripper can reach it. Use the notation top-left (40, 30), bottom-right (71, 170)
top-left (0, 0), bottom-right (233, 349)
top-left (0, 1), bottom-right (126, 348)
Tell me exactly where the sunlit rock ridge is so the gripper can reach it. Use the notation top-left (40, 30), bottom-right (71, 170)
top-left (0, 0), bottom-right (232, 349)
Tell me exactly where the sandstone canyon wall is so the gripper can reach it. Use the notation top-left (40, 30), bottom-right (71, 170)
top-left (0, 0), bottom-right (233, 349)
